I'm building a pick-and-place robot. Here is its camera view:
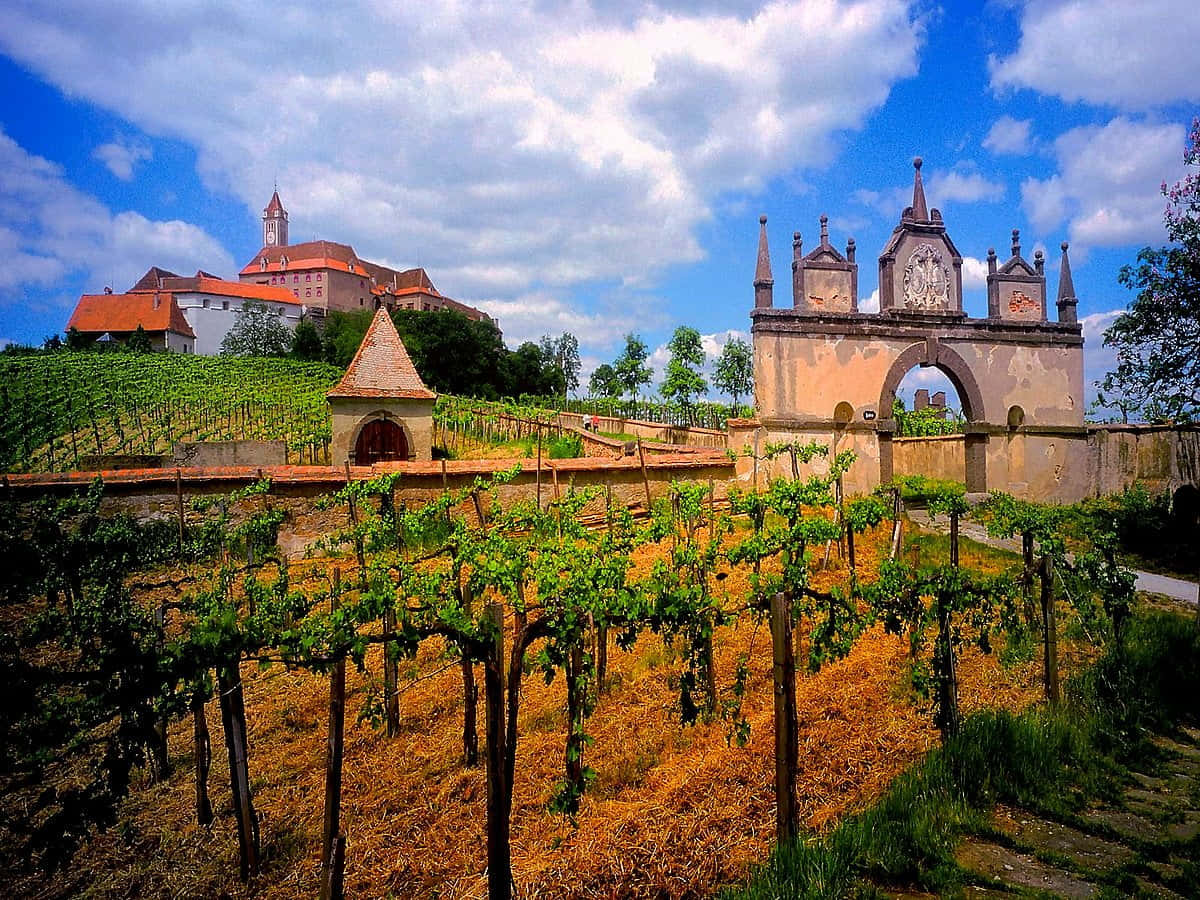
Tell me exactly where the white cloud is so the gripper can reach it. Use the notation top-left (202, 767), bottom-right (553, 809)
top-left (990, 1), bottom-right (1200, 110)
top-left (474, 291), bottom-right (666, 351)
top-left (0, 0), bottom-right (924, 313)
top-left (93, 137), bottom-right (152, 180)
top-left (643, 328), bottom-right (750, 397)
top-left (1080, 309), bottom-right (1123, 410)
top-left (960, 256), bottom-right (988, 290)
top-left (982, 116), bottom-right (1034, 155)
top-left (0, 129), bottom-right (233, 303)
top-left (1020, 118), bottom-right (1185, 248)
top-left (859, 287), bottom-right (880, 313)
top-left (852, 165), bottom-right (1004, 218)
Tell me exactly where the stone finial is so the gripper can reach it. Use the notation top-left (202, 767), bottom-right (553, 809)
top-left (819, 214), bottom-right (830, 247)
top-left (846, 237), bottom-right (856, 263)
top-left (987, 247), bottom-right (997, 274)
top-left (1011, 228), bottom-right (1021, 258)
top-left (1056, 241), bottom-right (1078, 324)
top-left (754, 215), bottom-right (774, 308)
top-left (1034, 248), bottom-right (1045, 276)
top-left (793, 231), bottom-right (802, 260)
top-left (911, 156), bottom-right (929, 222)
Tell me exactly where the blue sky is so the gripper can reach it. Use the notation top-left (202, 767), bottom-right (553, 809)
top-left (0, 1), bottom-right (1196, 411)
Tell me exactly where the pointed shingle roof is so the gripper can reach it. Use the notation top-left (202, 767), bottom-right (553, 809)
top-left (327, 307), bottom-right (435, 400)
top-left (264, 190), bottom-right (285, 215)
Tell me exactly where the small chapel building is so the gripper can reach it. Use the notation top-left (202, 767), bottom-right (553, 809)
top-left (327, 307), bottom-right (435, 465)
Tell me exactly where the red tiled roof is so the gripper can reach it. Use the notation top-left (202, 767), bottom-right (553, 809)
top-left (162, 275), bottom-right (302, 304)
top-left (67, 293), bottom-right (196, 338)
top-left (327, 307), bottom-right (435, 400)
top-left (239, 240), bottom-right (366, 276)
top-left (129, 266), bottom-right (181, 292)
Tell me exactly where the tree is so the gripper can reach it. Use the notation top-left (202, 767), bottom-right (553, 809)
top-left (1101, 117), bottom-right (1200, 422)
top-left (65, 327), bottom-right (90, 351)
top-left (321, 309), bottom-right (375, 367)
top-left (126, 324), bottom-right (152, 354)
top-left (660, 326), bottom-right (708, 425)
top-left (393, 308), bottom-right (509, 398)
top-left (291, 319), bottom-right (323, 361)
top-left (502, 341), bottom-right (564, 397)
top-left (712, 336), bottom-right (753, 411)
top-left (588, 363), bottom-right (622, 398)
top-left (613, 333), bottom-right (653, 414)
top-left (220, 299), bottom-right (292, 357)
top-left (540, 333), bottom-right (581, 397)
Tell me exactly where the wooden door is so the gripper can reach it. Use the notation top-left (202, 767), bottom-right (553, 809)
top-left (354, 419), bottom-right (408, 464)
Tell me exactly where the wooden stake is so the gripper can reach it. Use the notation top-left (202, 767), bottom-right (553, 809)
top-left (483, 602), bottom-right (511, 900)
top-left (192, 685), bottom-right (213, 826)
top-left (1041, 555), bottom-right (1060, 706)
top-left (175, 468), bottom-right (185, 559)
top-left (320, 577), bottom-right (346, 900)
top-left (637, 438), bottom-right (652, 511)
top-left (770, 590), bottom-right (798, 842)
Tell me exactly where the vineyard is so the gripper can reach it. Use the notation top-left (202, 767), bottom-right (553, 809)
top-left (0, 352), bottom-right (343, 471)
top-left (0, 437), bottom-right (1176, 900)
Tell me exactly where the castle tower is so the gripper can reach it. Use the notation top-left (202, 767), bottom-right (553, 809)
top-left (262, 189), bottom-right (289, 249)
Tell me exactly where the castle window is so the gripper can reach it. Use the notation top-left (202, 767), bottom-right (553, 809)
top-left (306, 274), bottom-right (311, 282)
top-left (306, 288), bottom-right (311, 297)
top-left (202, 298), bottom-right (210, 309)
top-left (293, 275), bottom-right (299, 284)
top-left (359, 298), bottom-right (364, 306)
top-left (316, 287), bottom-right (322, 297)
top-left (222, 301), bottom-right (229, 310)
top-left (316, 273), bottom-right (321, 281)
top-left (278, 307), bottom-right (284, 316)
top-left (294, 290), bottom-right (299, 298)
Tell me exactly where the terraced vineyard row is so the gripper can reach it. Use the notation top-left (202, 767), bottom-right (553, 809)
top-left (0, 353), bottom-right (343, 472)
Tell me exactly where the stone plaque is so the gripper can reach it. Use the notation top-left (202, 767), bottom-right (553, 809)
top-left (902, 243), bottom-right (950, 311)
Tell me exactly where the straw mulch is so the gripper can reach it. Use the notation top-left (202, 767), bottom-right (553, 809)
top-left (11, 523), bottom-right (1048, 899)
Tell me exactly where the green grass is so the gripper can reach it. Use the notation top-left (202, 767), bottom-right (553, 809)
top-left (0, 351), bottom-right (344, 471)
top-left (725, 610), bottom-right (1200, 899)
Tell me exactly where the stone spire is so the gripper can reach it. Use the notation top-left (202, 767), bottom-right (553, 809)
top-left (911, 157), bottom-right (929, 222)
top-left (1056, 242), bottom-right (1078, 324)
top-left (819, 214), bottom-right (830, 248)
top-left (754, 214), bottom-right (774, 309)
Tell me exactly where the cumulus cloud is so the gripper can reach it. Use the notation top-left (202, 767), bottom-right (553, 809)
top-left (982, 116), bottom-right (1034, 155)
top-left (0, 0), bottom-right (924, 317)
top-left (859, 287), bottom-right (880, 313)
top-left (0, 129), bottom-right (233, 303)
top-left (960, 256), bottom-right (988, 290)
top-left (1020, 118), bottom-right (1185, 248)
top-left (853, 165), bottom-right (1004, 218)
top-left (474, 291), bottom-right (667, 351)
top-left (990, 1), bottom-right (1200, 110)
top-left (93, 137), bottom-right (152, 180)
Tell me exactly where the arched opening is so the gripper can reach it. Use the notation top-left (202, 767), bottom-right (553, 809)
top-left (877, 342), bottom-right (987, 493)
top-left (1007, 405), bottom-right (1025, 429)
top-left (353, 418), bottom-right (409, 464)
top-left (833, 401), bottom-right (855, 427)
top-left (1172, 484), bottom-right (1200, 526)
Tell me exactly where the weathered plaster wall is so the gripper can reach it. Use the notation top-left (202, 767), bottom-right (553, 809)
top-left (943, 340), bottom-right (1083, 427)
top-left (329, 398), bottom-right (434, 464)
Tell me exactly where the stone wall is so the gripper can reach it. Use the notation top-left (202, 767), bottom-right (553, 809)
top-left (172, 440), bottom-right (287, 467)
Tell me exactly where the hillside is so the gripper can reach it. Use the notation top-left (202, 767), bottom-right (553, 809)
top-left (0, 352), bottom-right (344, 472)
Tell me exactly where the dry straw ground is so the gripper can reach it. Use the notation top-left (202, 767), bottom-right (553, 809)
top-left (14, 521), bottom-right (1054, 899)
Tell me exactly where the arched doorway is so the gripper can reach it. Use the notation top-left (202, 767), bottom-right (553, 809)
top-left (354, 418), bottom-right (409, 464)
top-left (877, 341), bottom-right (988, 493)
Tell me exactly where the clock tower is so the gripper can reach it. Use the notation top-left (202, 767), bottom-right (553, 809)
top-left (262, 189), bottom-right (289, 248)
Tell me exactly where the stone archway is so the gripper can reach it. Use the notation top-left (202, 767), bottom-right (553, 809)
top-left (876, 340), bottom-right (989, 493)
top-left (352, 417), bottom-right (410, 464)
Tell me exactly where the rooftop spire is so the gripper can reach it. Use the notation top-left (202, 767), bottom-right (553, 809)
top-left (754, 214), bottom-right (774, 309)
top-left (911, 157), bottom-right (929, 222)
top-left (1056, 241), bottom-right (1078, 325)
top-left (819, 214), bottom-right (830, 248)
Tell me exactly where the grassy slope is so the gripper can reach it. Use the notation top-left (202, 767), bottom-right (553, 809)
top-left (0, 352), bottom-right (343, 471)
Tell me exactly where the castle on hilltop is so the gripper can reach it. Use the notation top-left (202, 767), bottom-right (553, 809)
top-left (239, 191), bottom-right (492, 325)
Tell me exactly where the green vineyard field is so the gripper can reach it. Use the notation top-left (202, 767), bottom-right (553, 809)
top-left (0, 352), bottom-right (344, 472)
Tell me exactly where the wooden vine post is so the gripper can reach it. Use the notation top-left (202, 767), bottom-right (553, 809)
top-left (1021, 531), bottom-right (1037, 627)
top-left (482, 602), bottom-right (512, 900)
top-left (1040, 554), bottom-right (1060, 706)
top-left (175, 467), bottom-right (186, 558)
top-left (769, 590), bottom-right (798, 842)
top-left (320, 570), bottom-right (347, 900)
top-left (192, 684), bottom-right (213, 826)
top-left (636, 438), bottom-right (652, 511)
top-left (889, 486), bottom-right (903, 560)
top-left (218, 659), bottom-right (259, 880)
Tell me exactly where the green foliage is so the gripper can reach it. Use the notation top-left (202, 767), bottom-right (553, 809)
top-left (0, 352), bottom-right (342, 471)
top-left (290, 318), bottom-right (323, 361)
top-left (588, 363), bottom-right (622, 398)
top-left (712, 337), bottom-right (753, 409)
top-left (1064, 484), bottom-right (1199, 578)
top-left (540, 333), bottom-right (580, 397)
top-left (660, 326), bottom-right (708, 424)
top-left (125, 324), bottom-right (152, 354)
top-left (219, 299), bottom-right (292, 357)
top-left (613, 333), bottom-right (653, 410)
top-left (1101, 116), bottom-right (1200, 422)
top-left (546, 433), bottom-right (582, 459)
top-left (892, 397), bottom-right (965, 436)
top-left (320, 309), bottom-right (375, 367)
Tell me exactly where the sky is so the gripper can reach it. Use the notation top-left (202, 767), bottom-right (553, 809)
top-left (0, 0), bottom-right (1196, 411)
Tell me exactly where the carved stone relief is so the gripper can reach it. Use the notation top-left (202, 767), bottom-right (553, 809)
top-left (902, 243), bottom-right (950, 310)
